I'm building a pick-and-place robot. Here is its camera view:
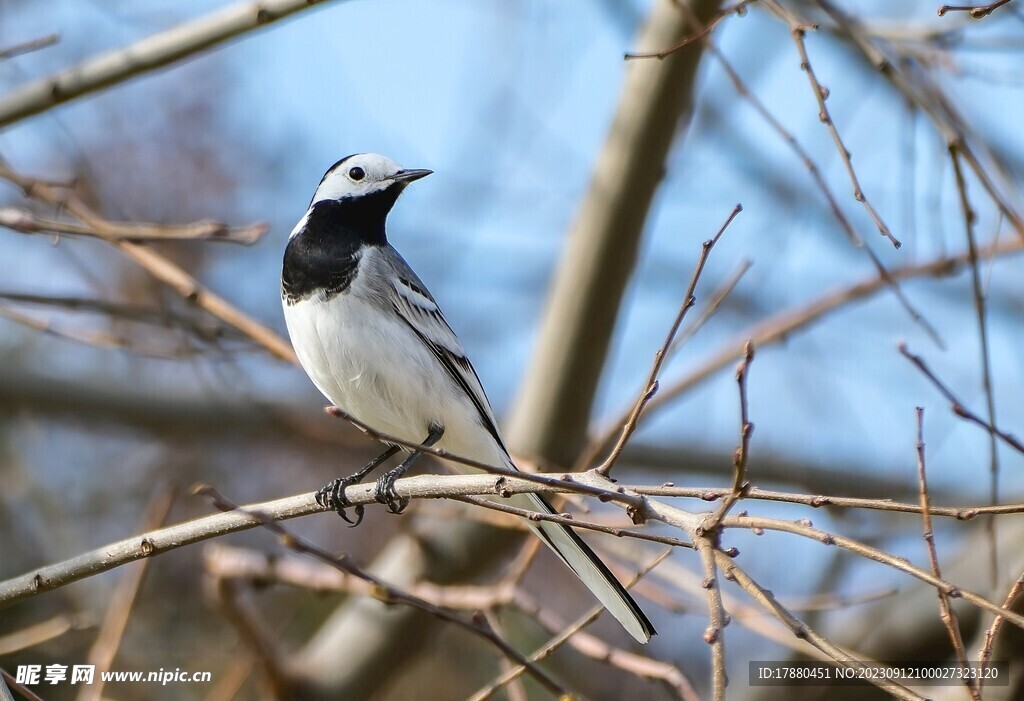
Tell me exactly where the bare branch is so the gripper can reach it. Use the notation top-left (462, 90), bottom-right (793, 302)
top-left (914, 408), bottom-right (979, 700)
top-left (0, 0), bottom-right (341, 127)
top-left (0, 304), bottom-right (187, 358)
top-left (771, 9), bottom-right (902, 248)
top-left (326, 405), bottom-right (645, 510)
top-left (899, 343), bottom-right (1024, 455)
top-left (978, 571), bottom-right (1024, 691)
top-left (697, 539), bottom-right (728, 700)
top-left (595, 204), bottom-right (741, 477)
top-left (938, 0), bottom-right (1014, 18)
top-left (0, 206), bottom-right (267, 244)
top-left (633, 484), bottom-right (1024, 519)
top-left (624, 1), bottom-right (754, 60)
top-left (950, 142), bottom-right (1001, 584)
top-left (666, 259), bottom-right (752, 358)
top-left (0, 471), bottom-right (659, 608)
top-left (0, 34), bottom-right (59, 60)
top-left (707, 341), bottom-right (755, 525)
top-left (457, 494), bottom-right (694, 550)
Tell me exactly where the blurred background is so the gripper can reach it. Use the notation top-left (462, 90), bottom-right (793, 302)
top-left (1, 0), bottom-right (1023, 699)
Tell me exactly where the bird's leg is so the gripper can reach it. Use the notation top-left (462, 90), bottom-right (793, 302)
top-left (316, 445), bottom-right (400, 527)
top-left (374, 424), bottom-right (445, 514)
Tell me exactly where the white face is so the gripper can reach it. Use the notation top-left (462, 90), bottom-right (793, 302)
top-left (311, 153), bottom-right (421, 204)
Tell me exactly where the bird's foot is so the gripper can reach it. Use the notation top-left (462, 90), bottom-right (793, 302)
top-left (316, 476), bottom-right (366, 527)
top-left (315, 445), bottom-right (402, 527)
top-left (373, 467), bottom-right (410, 514)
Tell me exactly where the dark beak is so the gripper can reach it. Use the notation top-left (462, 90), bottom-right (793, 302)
top-left (392, 168), bottom-right (433, 183)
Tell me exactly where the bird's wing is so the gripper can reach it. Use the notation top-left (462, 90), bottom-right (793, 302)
top-left (379, 247), bottom-right (507, 452)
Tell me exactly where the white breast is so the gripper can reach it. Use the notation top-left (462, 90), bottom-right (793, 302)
top-left (283, 286), bottom-right (506, 468)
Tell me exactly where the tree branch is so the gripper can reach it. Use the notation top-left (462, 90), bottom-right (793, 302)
top-left (0, 206), bottom-right (267, 244)
top-left (0, 0), bottom-right (342, 127)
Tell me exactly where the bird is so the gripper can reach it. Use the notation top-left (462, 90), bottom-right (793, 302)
top-left (281, 153), bottom-right (655, 644)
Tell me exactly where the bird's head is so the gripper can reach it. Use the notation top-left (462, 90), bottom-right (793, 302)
top-left (310, 153), bottom-right (432, 206)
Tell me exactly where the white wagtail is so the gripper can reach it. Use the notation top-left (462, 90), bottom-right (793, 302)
top-left (281, 153), bottom-right (655, 643)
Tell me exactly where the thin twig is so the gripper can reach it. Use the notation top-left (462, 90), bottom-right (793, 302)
top-left (457, 494), bottom-right (694, 550)
top-left (0, 291), bottom-right (247, 344)
top-left (632, 484), bottom-right (1024, 519)
top-left (0, 34), bottom-right (59, 60)
top-left (0, 304), bottom-right (186, 358)
top-left (595, 204), bottom-right (741, 477)
top-left (707, 341), bottom-right (755, 526)
top-left (674, 2), bottom-right (944, 350)
top-left (938, 0), bottom-right (1013, 18)
top-left (914, 408), bottom-right (978, 700)
top-left (697, 539), bottom-right (727, 700)
top-left (0, 206), bottom-right (267, 244)
top-left (774, 14), bottom-right (901, 248)
top-left (705, 43), bottom-right (859, 249)
top-left (667, 259), bottom-right (752, 357)
top-left (950, 142), bottom-right (1001, 586)
top-left (624, 1), bottom-right (753, 60)
top-left (978, 570), bottom-right (1024, 691)
top-left (577, 256), bottom-right (750, 474)
top-left (899, 343), bottom-right (1024, 455)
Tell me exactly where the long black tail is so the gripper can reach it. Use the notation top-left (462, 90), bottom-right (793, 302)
top-left (507, 491), bottom-right (656, 643)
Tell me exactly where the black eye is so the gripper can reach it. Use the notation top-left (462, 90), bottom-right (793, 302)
top-left (348, 167), bottom-right (365, 181)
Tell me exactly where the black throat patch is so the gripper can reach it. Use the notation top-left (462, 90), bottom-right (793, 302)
top-left (282, 187), bottom-right (401, 305)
